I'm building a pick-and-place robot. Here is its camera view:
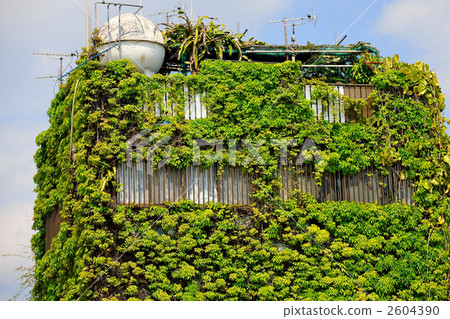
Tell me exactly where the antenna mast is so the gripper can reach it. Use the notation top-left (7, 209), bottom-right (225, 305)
top-left (269, 10), bottom-right (317, 60)
top-left (33, 52), bottom-right (79, 85)
top-left (86, 0), bottom-right (90, 48)
top-left (149, 4), bottom-right (185, 25)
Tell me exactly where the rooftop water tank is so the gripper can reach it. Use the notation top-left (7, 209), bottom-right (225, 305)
top-left (98, 13), bottom-right (165, 76)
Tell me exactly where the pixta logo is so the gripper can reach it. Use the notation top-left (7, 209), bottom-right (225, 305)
top-left (126, 129), bottom-right (172, 175)
top-left (126, 130), bottom-right (323, 174)
top-left (193, 138), bottom-right (323, 166)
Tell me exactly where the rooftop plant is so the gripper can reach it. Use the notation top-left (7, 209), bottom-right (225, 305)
top-left (164, 11), bottom-right (263, 74)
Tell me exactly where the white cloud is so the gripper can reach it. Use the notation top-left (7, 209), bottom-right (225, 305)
top-left (375, 0), bottom-right (450, 120)
top-left (376, 0), bottom-right (450, 42)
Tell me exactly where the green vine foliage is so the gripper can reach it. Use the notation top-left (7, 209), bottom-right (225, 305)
top-left (32, 55), bottom-right (450, 300)
top-left (351, 51), bottom-right (382, 84)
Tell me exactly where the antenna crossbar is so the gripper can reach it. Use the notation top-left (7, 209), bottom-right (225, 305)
top-left (269, 17), bottom-right (307, 24)
top-left (95, 1), bottom-right (144, 28)
top-left (36, 75), bottom-right (60, 79)
top-left (268, 10), bottom-right (317, 60)
top-left (33, 52), bottom-right (78, 57)
top-left (149, 4), bottom-right (185, 24)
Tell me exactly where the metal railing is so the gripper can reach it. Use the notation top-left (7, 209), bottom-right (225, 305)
top-left (150, 83), bottom-right (374, 123)
top-left (116, 162), bottom-right (415, 206)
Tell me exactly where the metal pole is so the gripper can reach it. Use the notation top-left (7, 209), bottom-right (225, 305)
top-left (269, 12), bottom-right (317, 59)
top-left (337, 35), bottom-right (347, 46)
top-left (107, 4), bottom-right (111, 43)
top-left (60, 57), bottom-right (63, 85)
top-left (95, 2), bottom-right (97, 29)
top-left (334, 27), bottom-right (337, 45)
top-left (283, 17), bottom-right (288, 60)
top-left (118, 5), bottom-right (122, 59)
top-left (86, 0), bottom-right (90, 48)
top-left (191, 0), bottom-right (193, 22)
top-left (292, 23), bottom-right (295, 61)
top-left (292, 24), bottom-right (296, 47)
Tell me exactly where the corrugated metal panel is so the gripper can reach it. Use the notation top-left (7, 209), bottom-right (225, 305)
top-left (217, 165), bottom-right (252, 205)
top-left (342, 84), bottom-right (374, 120)
top-left (116, 162), bottom-right (414, 206)
top-left (116, 163), bottom-right (251, 205)
top-left (184, 85), bottom-right (208, 120)
top-left (304, 85), bottom-right (346, 123)
top-left (186, 165), bottom-right (218, 204)
top-left (152, 82), bottom-right (208, 119)
top-left (279, 163), bottom-right (414, 205)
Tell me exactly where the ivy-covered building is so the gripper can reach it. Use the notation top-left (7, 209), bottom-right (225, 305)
top-left (32, 14), bottom-right (450, 301)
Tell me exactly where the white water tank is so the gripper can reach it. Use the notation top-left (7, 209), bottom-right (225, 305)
top-left (98, 13), bottom-right (165, 76)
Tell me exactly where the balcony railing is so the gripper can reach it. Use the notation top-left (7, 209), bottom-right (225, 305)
top-left (150, 83), bottom-right (374, 123)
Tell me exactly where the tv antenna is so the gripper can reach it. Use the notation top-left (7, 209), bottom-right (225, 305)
top-left (149, 4), bottom-right (185, 25)
top-left (94, 1), bottom-right (144, 29)
top-left (291, 11), bottom-right (317, 47)
top-left (269, 10), bottom-right (317, 59)
top-left (34, 52), bottom-right (78, 85)
top-left (94, 1), bottom-right (144, 60)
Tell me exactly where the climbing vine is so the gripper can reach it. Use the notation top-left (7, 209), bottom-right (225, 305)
top-left (32, 53), bottom-right (450, 300)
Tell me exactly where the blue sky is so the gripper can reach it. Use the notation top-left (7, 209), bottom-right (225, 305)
top-left (0, 0), bottom-right (449, 300)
